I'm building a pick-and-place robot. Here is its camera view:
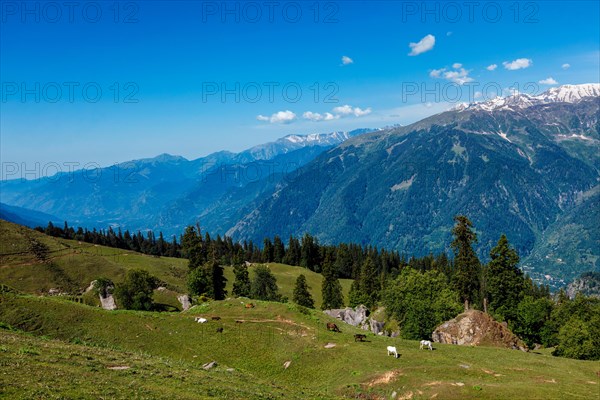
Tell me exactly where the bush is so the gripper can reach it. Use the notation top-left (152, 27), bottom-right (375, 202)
top-left (383, 268), bottom-right (462, 340)
top-left (553, 318), bottom-right (599, 360)
top-left (114, 269), bottom-right (159, 311)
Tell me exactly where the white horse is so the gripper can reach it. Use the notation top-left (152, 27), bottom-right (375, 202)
top-left (195, 317), bottom-right (207, 324)
top-left (387, 346), bottom-right (399, 358)
top-left (420, 340), bottom-right (433, 350)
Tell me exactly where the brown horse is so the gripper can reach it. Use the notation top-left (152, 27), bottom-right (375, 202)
top-left (326, 322), bottom-right (341, 333)
top-left (245, 303), bottom-right (255, 309)
top-left (354, 334), bottom-right (367, 342)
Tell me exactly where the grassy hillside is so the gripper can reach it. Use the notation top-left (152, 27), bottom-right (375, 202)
top-left (1, 219), bottom-right (599, 399)
top-left (0, 220), bottom-right (351, 309)
top-left (1, 294), bottom-right (598, 399)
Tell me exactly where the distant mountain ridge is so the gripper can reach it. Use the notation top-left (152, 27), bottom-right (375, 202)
top-left (455, 83), bottom-right (600, 112)
top-left (0, 129), bottom-right (370, 237)
top-left (227, 84), bottom-right (600, 287)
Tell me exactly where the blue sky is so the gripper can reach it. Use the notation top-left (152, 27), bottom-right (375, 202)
top-left (1, 0), bottom-right (599, 171)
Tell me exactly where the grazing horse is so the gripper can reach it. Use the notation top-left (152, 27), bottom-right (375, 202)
top-left (420, 340), bottom-right (433, 350)
top-left (211, 316), bottom-right (221, 321)
top-left (354, 334), bottom-right (367, 342)
top-left (245, 303), bottom-right (255, 309)
top-left (326, 322), bottom-right (341, 333)
top-left (387, 346), bottom-right (399, 358)
top-left (195, 317), bottom-right (207, 324)
top-left (216, 327), bottom-right (223, 333)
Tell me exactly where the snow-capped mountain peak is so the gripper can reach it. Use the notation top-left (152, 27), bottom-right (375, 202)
top-left (461, 83), bottom-right (599, 112)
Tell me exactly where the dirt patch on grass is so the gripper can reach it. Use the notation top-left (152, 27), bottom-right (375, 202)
top-left (107, 365), bottom-right (130, 370)
top-left (365, 369), bottom-right (403, 387)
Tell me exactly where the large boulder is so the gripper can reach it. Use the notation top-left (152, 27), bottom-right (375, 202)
top-left (324, 305), bottom-right (369, 327)
top-left (89, 280), bottom-right (117, 310)
top-left (178, 294), bottom-right (192, 311)
top-left (432, 309), bottom-right (527, 352)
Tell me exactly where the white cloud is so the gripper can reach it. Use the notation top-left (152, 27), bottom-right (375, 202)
top-left (429, 68), bottom-right (444, 78)
top-left (486, 64), bottom-right (498, 71)
top-left (332, 105), bottom-right (372, 117)
top-left (474, 91), bottom-right (482, 99)
top-left (302, 111), bottom-right (323, 121)
top-left (341, 56), bottom-right (354, 65)
top-left (503, 58), bottom-right (532, 70)
top-left (539, 77), bottom-right (558, 85)
top-left (562, 63), bottom-right (571, 70)
top-left (430, 66), bottom-right (473, 85)
top-left (257, 110), bottom-right (297, 124)
top-left (446, 31), bottom-right (452, 36)
top-left (408, 34), bottom-right (435, 56)
top-left (303, 105), bottom-right (371, 122)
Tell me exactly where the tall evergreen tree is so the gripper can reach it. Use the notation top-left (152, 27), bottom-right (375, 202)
top-left (284, 235), bottom-right (301, 266)
top-left (273, 236), bottom-right (285, 263)
top-left (348, 256), bottom-right (380, 308)
top-left (232, 263), bottom-right (251, 297)
top-left (450, 215), bottom-right (481, 310)
top-left (321, 262), bottom-right (344, 310)
top-left (486, 234), bottom-right (523, 321)
top-left (292, 274), bottom-right (315, 308)
top-left (251, 265), bottom-right (282, 301)
top-left (208, 257), bottom-right (227, 300)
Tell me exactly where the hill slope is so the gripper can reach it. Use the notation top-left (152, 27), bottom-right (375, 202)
top-left (0, 220), bottom-right (351, 309)
top-left (1, 294), bottom-right (598, 399)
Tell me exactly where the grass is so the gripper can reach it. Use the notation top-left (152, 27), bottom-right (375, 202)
top-left (1, 219), bottom-right (599, 399)
top-left (1, 293), bottom-right (599, 399)
top-left (0, 220), bottom-right (351, 309)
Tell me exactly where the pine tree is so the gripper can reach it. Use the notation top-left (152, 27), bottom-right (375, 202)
top-left (321, 262), bottom-right (344, 310)
top-left (262, 238), bottom-right (274, 262)
top-left (208, 258), bottom-right (227, 300)
top-left (232, 263), bottom-right (251, 297)
top-left (292, 274), bottom-right (315, 308)
top-left (251, 265), bottom-right (282, 301)
top-left (450, 215), bottom-right (481, 310)
top-left (284, 236), bottom-right (301, 266)
top-left (273, 236), bottom-right (285, 263)
top-left (486, 234), bottom-right (523, 321)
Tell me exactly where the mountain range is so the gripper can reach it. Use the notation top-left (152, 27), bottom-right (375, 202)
top-left (1, 84), bottom-right (598, 287)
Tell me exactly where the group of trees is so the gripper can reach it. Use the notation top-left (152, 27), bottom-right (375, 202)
top-left (62, 214), bottom-right (597, 360)
top-left (39, 222), bottom-right (181, 258)
top-left (41, 222), bottom-right (408, 280)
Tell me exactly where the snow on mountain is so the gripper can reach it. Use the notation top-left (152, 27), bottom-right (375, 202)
top-left (462, 83), bottom-right (600, 112)
top-left (237, 129), bottom-right (372, 161)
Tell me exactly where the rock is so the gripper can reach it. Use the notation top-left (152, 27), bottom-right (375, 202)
top-left (432, 310), bottom-right (528, 352)
top-left (178, 295), bottom-right (193, 311)
top-left (324, 343), bottom-right (336, 349)
top-left (324, 305), bottom-right (369, 327)
top-left (203, 361), bottom-right (217, 370)
top-left (157, 286), bottom-right (167, 291)
top-left (390, 331), bottom-right (400, 338)
top-left (283, 361), bottom-right (292, 369)
top-left (368, 318), bottom-right (385, 334)
top-left (100, 294), bottom-right (117, 310)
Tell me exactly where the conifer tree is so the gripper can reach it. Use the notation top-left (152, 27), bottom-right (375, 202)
top-left (292, 274), bottom-right (315, 308)
top-left (232, 262), bottom-right (251, 297)
top-left (450, 215), bottom-right (481, 310)
top-left (486, 234), bottom-right (523, 321)
top-left (321, 262), bottom-right (344, 310)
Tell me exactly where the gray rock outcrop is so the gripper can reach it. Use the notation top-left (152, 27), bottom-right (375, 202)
top-left (178, 294), bottom-right (193, 311)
